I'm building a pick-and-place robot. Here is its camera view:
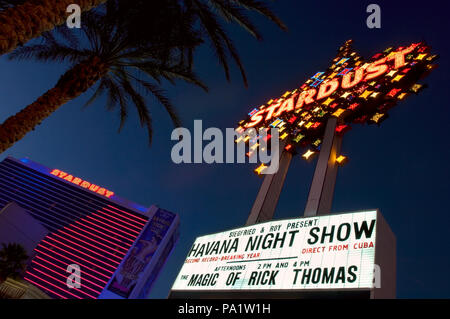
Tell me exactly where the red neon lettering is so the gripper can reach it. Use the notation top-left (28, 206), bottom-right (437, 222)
top-left (364, 58), bottom-right (388, 81)
top-left (89, 184), bottom-right (100, 192)
top-left (316, 79), bottom-right (339, 100)
top-left (50, 169), bottom-right (60, 176)
top-left (341, 68), bottom-right (365, 89)
top-left (80, 181), bottom-right (90, 188)
top-left (274, 95), bottom-right (296, 117)
top-left (246, 109), bottom-right (265, 128)
top-left (264, 101), bottom-right (282, 121)
top-left (51, 168), bottom-right (114, 199)
top-left (295, 89), bottom-right (316, 109)
top-left (58, 171), bottom-right (68, 178)
top-left (105, 190), bottom-right (115, 198)
top-left (389, 46), bottom-right (415, 69)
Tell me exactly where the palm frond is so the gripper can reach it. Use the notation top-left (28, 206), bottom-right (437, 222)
top-left (230, 0), bottom-right (288, 31)
top-left (216, 26), bottom-right (248, 87)
top-left (208, 0), bottom-right (262, 40)
top-left (8, 41), bottom-right (88, 63)
top-left (136, 78), bottom-right (181, 128)
top-left (138, 63), bottom-right (208, 91)
top-left (119, 76), bottom-right (154, 144)
top-left (191, 0), bottom-right (232, 82)
top-left (83, 79), bottom-right (108, 108)
top-left (100, 75), bottom-right (130, 130)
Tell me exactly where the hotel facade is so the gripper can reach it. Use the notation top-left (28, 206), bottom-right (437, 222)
top-left (0, 156), bottom-right (179, 299)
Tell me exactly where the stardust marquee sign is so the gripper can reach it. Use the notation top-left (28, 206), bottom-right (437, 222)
top-left (50, 168), bottom-right (114, 198)
top-left (172, 211), bottom-right (379, 293)
top-left (235, 40), bottom-right (438, 174)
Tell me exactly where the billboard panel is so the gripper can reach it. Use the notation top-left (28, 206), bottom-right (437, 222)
top-left (172, 211), bottom-right (376, 291)
top-left (107, 208), bottom-right (177, 298)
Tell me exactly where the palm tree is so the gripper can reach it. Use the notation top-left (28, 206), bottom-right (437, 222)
top-left (0, 243), bottom-right (28, 283)
top-left (0, 9), bottom-right (206, 153)
top-left (0, 1), bottom-right (286, 81)
top-left (0, 0), bottom-right (108, 55)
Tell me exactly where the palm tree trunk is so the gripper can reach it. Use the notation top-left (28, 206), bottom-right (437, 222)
top-left (0, 56), bottom-right (108, 153)
top-left (0, 0), bottom-right (107, 55)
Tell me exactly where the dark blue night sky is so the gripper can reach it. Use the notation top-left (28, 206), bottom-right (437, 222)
top-left (1, 0), bottom-right (449, 298)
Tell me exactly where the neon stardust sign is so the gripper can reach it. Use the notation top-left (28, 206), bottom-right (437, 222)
top-left (246, 44), bottom-right (417, 128)
top-left (50, 169), bottom-right (114, 198)
top-left (235, 40), bottom-right (438, 174)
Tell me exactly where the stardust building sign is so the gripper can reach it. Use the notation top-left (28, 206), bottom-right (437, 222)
top-left (170, 210), bottom-right (396, 298)
top-left (235, 40), bottom-right (438, 173)
top-left (50, 168), bottom-right (114, 198)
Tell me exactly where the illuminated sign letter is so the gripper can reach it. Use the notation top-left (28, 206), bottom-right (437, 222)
top-left (58, 171), bottom-right (68, 178)
top-left (295, 89), bottom-right (317, 109)
top-left (264, 101), bottom-right (282, 121)
top-left (274, 95), bottom-right (296, 117)
top-left (388, 46), bottom-right (415, 69)
top-left (89, 184), bottom-right (100, 192)
top-left (317, 79), bottom-right (339, 100)
top-left (105, 190), bottom-right (115, 198)
top-left (80, 181), bottom-right (90, 188)
top-left (246, 109), bottom-right (265, 128)
top-left (365, 58), bottom-right (388, 81)
top-left (50, 169), bottom-right (60, 176)
top-left (341, 68), bottom-right (364, 89)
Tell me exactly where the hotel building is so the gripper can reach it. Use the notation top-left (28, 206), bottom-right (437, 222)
top-left (0, 156), bottom-right (179, 299)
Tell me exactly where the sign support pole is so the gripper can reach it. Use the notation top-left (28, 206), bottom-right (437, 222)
top-left (303, 117), bottom-right (342, 217)
top-left (246, 142), bottom-right (292, 226)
